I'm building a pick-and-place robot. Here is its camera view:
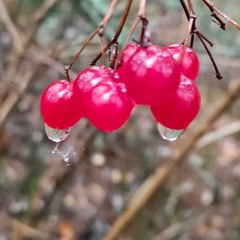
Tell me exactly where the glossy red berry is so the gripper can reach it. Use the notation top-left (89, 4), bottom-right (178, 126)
top-left (165, 44), bottom-right (199, 81)
top-left (122, 44), bottom-right (181, 106)
top-left (150, 75), bottom-right (201, 130)
top-left (114, 43), bottom-right (138, 84)
top-left (40, 80), bottom-right (83, 130)
top-left (73, 66), bottom-right (112, 109)
top-left (73, 66), bottom-right (134, 132)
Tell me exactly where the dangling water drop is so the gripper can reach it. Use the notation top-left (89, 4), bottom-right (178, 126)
top-left (51, 143), bottom-right (76, 165)
top-left (157, 123), bottom-right (185, 141)
top-left (45, 124), bottom-right (71, 142)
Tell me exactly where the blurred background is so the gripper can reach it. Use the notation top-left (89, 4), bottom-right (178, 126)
top-left (1, 0), bottom-right (240, 239)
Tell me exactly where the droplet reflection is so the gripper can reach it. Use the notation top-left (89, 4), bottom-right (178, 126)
top-left (45, 124), bottom-right (71, 142)
top-left (157, 123), bottom-right (185, 141)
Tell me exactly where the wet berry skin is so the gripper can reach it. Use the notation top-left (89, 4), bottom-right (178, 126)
top-left (40, 80), bottom-right (83, 130)
top-left (165, 44), bottom-right (199, 81)
top-left (115, 43), bottom-right (138, 83)
top-left (150, 75), bottom-right (201, 130)
top-left (72, 66), bottom-right (112, 114)
top-left (73, 66), bottom-right (134, 132)
top-left (121, 44), bottom-right (181, 106)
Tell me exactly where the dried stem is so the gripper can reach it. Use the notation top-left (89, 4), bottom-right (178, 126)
top-left (109, 43), bottom-right (119, 69)
top-left (65, 29), bottom-right (99, 74)
top-left (202, 0), bottom-right (240, 31)
top-left (65, 0), bottom-right (119, 76)
top-left (123, 0), bottom-right (146, 50)
top-left (101, 0), bottom-right (119, 26)
top-left (196, 32), bottom-right (222, 79)
top-left (103, 77), bottom-right (240, 240)
top-left (99, 25), bottom-right (106, 66)
top-left (138, 0), bottom-right (146, 18)
top-left (90, 0), bottom-right (133, 66)
top-left (179, 0), bottom-right (222, 79)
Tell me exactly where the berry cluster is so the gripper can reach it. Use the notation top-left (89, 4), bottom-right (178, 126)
top-left (40, 43), bottom-right (201, 141)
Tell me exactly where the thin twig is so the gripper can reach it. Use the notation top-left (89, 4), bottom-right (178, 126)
top-left (196, 120), bottom-right (240, 149)
top-left (154, 211), bottom-right (211, 240)
top-left (179, 0), bottom-right (222, 79)
top-left (101, 0), bottom-right (119, 26)
top-left (32, 0), bottom-right (60, 24)
top-left (103, 77), bottom-right (240, 240)
top-left (197, 32), bottom-right (222, 79)
top-left (90, 0), bottom-right (133, 66)
top-left (65, 0), bottom-right (119, 75)
top-left (123, 0), bottom-right (146, 48)
top-left (180, 0), bottom-right (196, 62)
top-left (202, 0), bottom-right (240, 31)
top-left (30, 46), bottom-right (77, 78)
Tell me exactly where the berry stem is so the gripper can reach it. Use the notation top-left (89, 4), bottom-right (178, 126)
top-left (179, 0), bottom-right (222, 80)
top-left (98, 24), bottom-right (106, 66)
top-left (65, 0), bottom-right (119, 77)
top-left (201, 0), bottom-right (240, 30)
top-left (139, 17), bottom-right (150, 47)
top-left (123, 0), bottom-right (146, 46)
top-left (197, 32), bottom-right (223, 80)
top-left (179, 0), bottom-right (197, 63)
top-left (90, 0), bottom-right (133, 66)
top-left (64, 65), bottom-right (70, 82)
top-left (109, 43), bottom-right (118, 69)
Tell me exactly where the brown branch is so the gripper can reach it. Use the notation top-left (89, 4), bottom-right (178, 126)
top-left (179, 0), bottom-right (222, 79)
top-left (0, 44), bottom-right (67, 128)
top-left (65, 0), bottom-right (119, 75)
top-left (103, 77), bottom-right (240, 240)
top-left (0, 0), bottom-right (61, 124)
top-left (123, 0), bottom-right (146, 48)
top-left (180, 0), bottom-right (196, 62)
top-left (196, 32), bottom-right (222, 80)
top-left (202, 0), bottom-right (240, 31)
top-left (0, 0), bottom-right (24, 53)
top-left (101, 0), bottom-right (119, 26)
top-left (27, 0), bottom-right (62, 41)
top-left (0, 60), bottom-right (41, 128)
top-left (90, 0), bottom-right (133, 66)
top-left (30, 46), bottom-right (77, 78)
top-left (12, 220), bottom-right (48, 240)
top-left (32, 0), bottom-right (60, 24)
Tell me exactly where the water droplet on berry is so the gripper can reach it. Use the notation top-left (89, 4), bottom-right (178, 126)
top-left (157, 123), bottom-right (185, 141)
top-left (51, 143), bottom-right (76, 165)
top-left (45, 124), bottom-right (71, 142)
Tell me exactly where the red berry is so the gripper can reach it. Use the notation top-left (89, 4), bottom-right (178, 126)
top-left (122, 44), bottom-right (181, 105)
top-left (165, 44), bottom-right (199, 81)
top-left (119, 43), bottom-right (138, 65)
top-left (73, 66), bottom-right (112, 114)
top-left (73, 66), bottom-right (134, 132)
top-left (150, 75), bottom-right (201, 130)
top-left (85, 81), bottom-right (133, 132)
top-left (40, 80), bottom-right (83, 130)
top-left (114, 43), bottom-right (138, 84)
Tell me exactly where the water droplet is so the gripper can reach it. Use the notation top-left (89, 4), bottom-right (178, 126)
top-left (45, 124), bottom-right (71, 142)
top-left (51, 143), bottom-right (76, 165)
top-left (157, 123), bottom-right (185, 141)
